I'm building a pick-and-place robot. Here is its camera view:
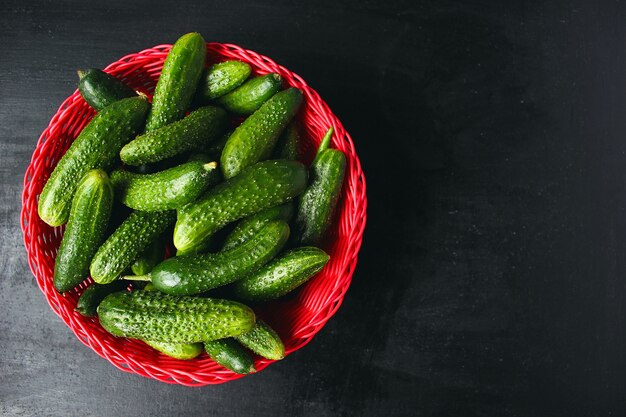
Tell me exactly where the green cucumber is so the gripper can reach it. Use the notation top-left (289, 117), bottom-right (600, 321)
top-left (293, 128), bottom-right (346, 245)
top-left (131, 237), bottom-right (166, 276)
top-left (53, 170), bottom-right (114, 293)
top-left (204, 339), bottom-right (256, 374)
top-left (144, 32), bottom-right (206, 132)
top-left (222, 203), bottom-right (293, 251)
top-left (217, 73), bottom-right (282, 115)
top-left (75, 281), bottom-right (129, 317)
top-left (38, 96), bottom-right (149, 226)
top-left (170, 165), bottom-right (215, 255)
top-left (235, 319), bottom-right (285, 360)
top-left (234, 247), bottom-right (329, 301)
top-left (121, 106), bottom-right (228, 166)
top-left (152, 220), bottom-right (289, 295)
top-left (196, 60), bottom-right (251, 101)
top-left (174, 160), bottom-right (307, 254)
top-left (141, 284), bottom-right (202, 360)
top-left (77, 68), bottom-right (136, 111)
top-left (97, 291), bottom-right (256, 342)
top-left (90, 211), bottom-right (175, 284)
top-left (111, 161), bottom-right (219, 211)
top-left (221, 88), bottom-right (303, 179)
top-left (273, 122), bottom-right (300, 160)
top-left (175, 236), bottom-right (215, 256)
top-left (144, 340), bottom-right (203, 360)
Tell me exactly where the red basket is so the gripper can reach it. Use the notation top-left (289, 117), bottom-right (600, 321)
top-left (20, 42), bottom-right (367, 386)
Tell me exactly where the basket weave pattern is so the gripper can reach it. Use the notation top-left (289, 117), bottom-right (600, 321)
top-left (20, 43), bottom-right (367, 385)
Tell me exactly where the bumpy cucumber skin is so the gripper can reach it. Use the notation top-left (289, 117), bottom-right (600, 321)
top-left (174, 160), bottom-right (307, 253)
top-left (121, 106), bottom-right (227, 166)
top-left (294, 149), bottom-right (346, 245)
top-left (97, 291), bottom-right (256, 343)
top-left (217, 73), bottom-right (282, 115)
top-left (38, 96), bottom-right (149, 226)
top-left (131, 237), bottom-right (166, 275)
top-left (196, 60), bottom-right (251, 101)
top-left (140, 284), bottom-right (203, 359)
top-left (204, 339), bottom-right (256, 374)
top-left (144, 32), bottom-right (206, 132)
top-left (221, 88), bottom-right (303, 179)
top-left (235, 319), bottom-right (285, 360)
top-left (234, 247), bottom-right (330, 301)
top-left (222, 203), bottom-right (293, 251)
top-left (175, 236), bottom-right (215, 256)
top-left (144, 340), bottom-right (203, 360)
top-left (273, 122), bottom-right (300, 160)
top-left (53, 170), bottom-right (114, 293)
top-left (153, 220), bottom-right (289, 295)
top-left (77, 68), bottom-right (136, 111)
top-left (75, 281), bottom-right (128, 317)
top-left (90, 211), bottom-right (175, 284)
top-left (111, 161), bottom-right (219, 211)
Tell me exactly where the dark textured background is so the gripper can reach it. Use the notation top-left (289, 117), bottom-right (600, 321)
top-left (2, 1), bottom-right (626, 416)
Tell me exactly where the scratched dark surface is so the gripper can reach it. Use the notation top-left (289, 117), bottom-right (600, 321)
top-left (1, 0), bottom-right (626, 416)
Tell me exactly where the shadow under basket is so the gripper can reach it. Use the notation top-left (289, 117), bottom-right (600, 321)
top-left (20, 42), bottom-right (367, 386)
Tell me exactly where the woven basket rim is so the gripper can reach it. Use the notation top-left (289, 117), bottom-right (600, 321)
top-left (20, 42), bottom-right (367, 386)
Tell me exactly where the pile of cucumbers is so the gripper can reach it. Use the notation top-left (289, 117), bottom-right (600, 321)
top-left (39, 32), bottom-right (346, 374)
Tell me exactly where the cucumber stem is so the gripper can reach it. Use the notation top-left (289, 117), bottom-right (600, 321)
top-left (121, 274), bottom-right (152, 282)
top-left (316, 127), bottom-right (334, 156)
top-left (203, 161), bottom-right (218, 171)
top-left (77, 69), bottom-right (87, 80)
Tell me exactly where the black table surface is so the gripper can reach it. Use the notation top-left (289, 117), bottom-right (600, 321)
top-left (2, 1), bottom-right (626, 416)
